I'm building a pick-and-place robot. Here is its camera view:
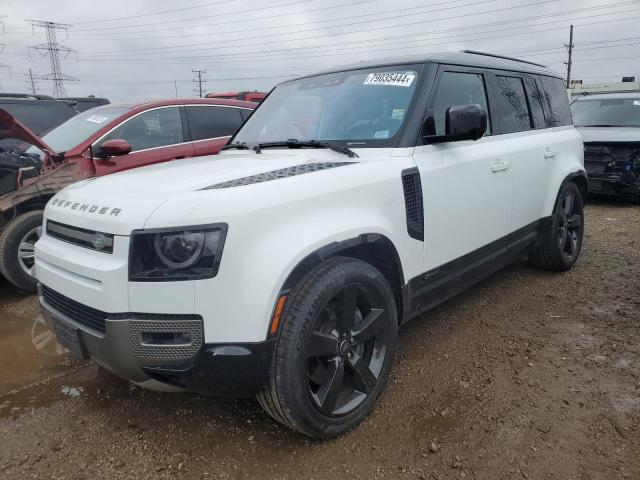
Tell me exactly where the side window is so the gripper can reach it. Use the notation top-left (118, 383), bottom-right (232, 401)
top-left (239, 108), bottom-right (252, 121)
top-left (97, 107), bottom-right (183, 152)
top-left (431, 71), bottom-right (491, 135)
top-left (539, 76), bottom-right (572, 127)
top-left (523, 77), bottom-right (547, 129)
top-left (186, 106), bottom-right (243, 141)
top-left (494, 76), bottom-right (531, 133)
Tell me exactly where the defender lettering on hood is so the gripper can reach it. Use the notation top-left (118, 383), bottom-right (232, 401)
top-left (50, 198), bottom-right (122, 216)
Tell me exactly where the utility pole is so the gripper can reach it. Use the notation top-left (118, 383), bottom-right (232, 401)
top-left (564, 24), bottom-right (574, 89)
top-left (25, 68), bottom-right (39, 94)
top-left (27, 19), bottom-right (78, 97)
top-left (192, 69), bottom-right (206, 98)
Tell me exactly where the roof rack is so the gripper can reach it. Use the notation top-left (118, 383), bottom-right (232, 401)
top-left (0, 93), bottom-right (55, 100)
top-left (461, 50), bottom-right (548, 69)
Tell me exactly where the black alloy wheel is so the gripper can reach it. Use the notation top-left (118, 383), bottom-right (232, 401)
top-left (257, 257), bottom-right (397, 438)
top-left (306, 283), bottom-right (390, 417)
top-left (529, 182), bottom-right (584, 271)
top-left (556, 188), bottom-right (583, 263)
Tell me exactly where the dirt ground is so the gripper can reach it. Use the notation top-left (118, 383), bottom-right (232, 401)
top-left (0, 198), bottom-right (638, 480)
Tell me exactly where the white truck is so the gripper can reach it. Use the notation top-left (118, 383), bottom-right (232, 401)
top-left (35, 51), bottom-right (585, 438)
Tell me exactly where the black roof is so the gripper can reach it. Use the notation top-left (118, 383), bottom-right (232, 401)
top-left (285, 51), bottom-right (561, 83)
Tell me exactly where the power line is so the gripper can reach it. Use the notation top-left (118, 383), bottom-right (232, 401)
top-left (70, 0), bottom-right (455, 40)
top-left (25, 68), bottom-right (39, 94)
top-left (75, 8), bottom-right (640, 65)
top-left (74, 0), bottom-right (237, 24)
top-left (192, 68), bottom-right (206, 97)
top-left (75, 0), bottom-right (639, 63)
top-left (73, 0), bottom-right (323, 32)
top-left (78, 0), bottom-right (537, 54)
top-left (27, 19), bottom-right (78, 97)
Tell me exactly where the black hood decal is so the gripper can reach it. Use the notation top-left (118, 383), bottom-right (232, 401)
top-left (200, 162), bottom-right (355, 189)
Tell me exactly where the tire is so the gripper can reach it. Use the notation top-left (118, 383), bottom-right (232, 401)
top-left (529, 182), bottom-right (584, 271)
top-left (0, 210), bottom-right (43, 292)
top-left (257, 256), bottom-right (398, 438)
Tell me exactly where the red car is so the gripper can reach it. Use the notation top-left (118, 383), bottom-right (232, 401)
top-left (207, 91), bottom-right (268, 103)
top-left (0, 98), bottom-right (255, 291)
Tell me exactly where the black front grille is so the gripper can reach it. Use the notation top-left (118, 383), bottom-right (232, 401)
top-left (46, 220), bottom-right (114, 254)
top-left (41, 285), bottom-right (107, 333)
top-left (401, 168), bottom-right (424, 241)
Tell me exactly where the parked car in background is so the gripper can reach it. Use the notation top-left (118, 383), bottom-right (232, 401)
top-left (0, 97), bottom-right (256, 291)
top-left (35, 51), bottom-right (585, 438)
top-left (207, 91), bottom-right (267, 103)
top-left (572, 93), bottom-right (640, 199)
top-left (0, 94), bottom-right (81, 152)
top-left (59, 96), bottom-right (110, 112)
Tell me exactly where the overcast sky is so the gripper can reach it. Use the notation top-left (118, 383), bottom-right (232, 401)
top-left (0, 0), bottom-right (638, 102)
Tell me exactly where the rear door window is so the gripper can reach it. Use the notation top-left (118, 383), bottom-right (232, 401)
top-left (494, 76), bottom-right (531, 133)
top-left (523, 77), bottom-right (547, 129)
top-left (539, 76), bottom-right (572, 127)
top-left (186, 106), bottom-right (244, 141)
top-left (431, 71), bottom-right (491, 135)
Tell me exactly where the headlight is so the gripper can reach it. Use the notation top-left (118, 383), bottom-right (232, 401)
top-left (129, 225), bottom-right (227, 281)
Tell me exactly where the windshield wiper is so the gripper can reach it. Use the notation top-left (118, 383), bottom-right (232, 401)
top-left (253, 139), bottom-right (358, 158)
top-left (221, 141), bottom-right (249, 151)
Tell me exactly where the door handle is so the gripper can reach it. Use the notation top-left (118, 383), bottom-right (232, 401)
top-left (544, 149), bottom-right (556, 159)
top-left (491, 159), bottom-right (510, 173)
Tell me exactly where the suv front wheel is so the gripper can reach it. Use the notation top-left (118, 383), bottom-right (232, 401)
top-left (258, 257), bottom-right (398, 438)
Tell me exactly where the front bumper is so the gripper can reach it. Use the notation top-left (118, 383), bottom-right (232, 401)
top-left (586, 172), bottom-right (640, 195)
top-left (39, 284), bottom-right (275, 397)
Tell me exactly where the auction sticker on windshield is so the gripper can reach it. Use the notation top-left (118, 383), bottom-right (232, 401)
top-left (364, 72), bottom-right (416, 87)
top-left (86, 114), bottom-right (109, 124)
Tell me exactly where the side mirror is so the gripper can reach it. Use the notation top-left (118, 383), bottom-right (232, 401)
top-left (424, 104), bottom-right (487, 143)
top-left (96, 139), bottom-right (131, 158)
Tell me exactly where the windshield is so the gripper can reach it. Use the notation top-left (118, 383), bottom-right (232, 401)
top-left (26, 106), bottom-right (128, 153)
top-left (233, 64), bottom-right (422, 147)
top-left (571, 97), bottom-right (640, 127)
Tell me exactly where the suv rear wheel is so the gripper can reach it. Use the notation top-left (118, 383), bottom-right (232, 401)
top-left (0, 210), bottom-right (43, 292)
top-left (258, 257), bottom-right (397, 438)
top-left (530, 182), bottom-right (584, 271)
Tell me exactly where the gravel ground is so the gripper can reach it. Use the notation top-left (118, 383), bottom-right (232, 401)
top-left (0, 198), bottom-right (638, 480)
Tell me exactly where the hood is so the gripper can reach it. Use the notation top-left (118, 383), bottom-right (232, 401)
top-left (45, 150), bottom-right (359, 235)
top-left (0, 108), bottom-right (57, 155)
top-left (576, 126), bottom-right (640, 143)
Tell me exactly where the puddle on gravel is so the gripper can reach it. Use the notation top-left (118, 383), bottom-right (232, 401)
top-left (0, 286), bottom-right (120, 418)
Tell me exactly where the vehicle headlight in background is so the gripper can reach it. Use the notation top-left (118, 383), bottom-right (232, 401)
top-left (129, 225), bottom-right (227, 281)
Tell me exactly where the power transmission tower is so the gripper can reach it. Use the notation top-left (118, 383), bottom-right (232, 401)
top-left (27, 19), bottom-right (78, 97)
top-left (0, 16), bottom-right (7, 74)
top-left (25, 68), bottom-right (39, 94)
top-left (192, 69), bottom-right (206, 98)
top-left (564, 24), bottom-right (574, 89)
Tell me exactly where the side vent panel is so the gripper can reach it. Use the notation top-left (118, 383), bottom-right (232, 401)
top-left (401, 167), bottom-right (424, 241)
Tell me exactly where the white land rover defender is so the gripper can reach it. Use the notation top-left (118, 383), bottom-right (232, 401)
top-left (35, 51), bottom-right (586, 438)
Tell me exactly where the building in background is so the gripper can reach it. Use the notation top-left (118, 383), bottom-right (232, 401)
top-left (570, 77), bottom-right (640, 97)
